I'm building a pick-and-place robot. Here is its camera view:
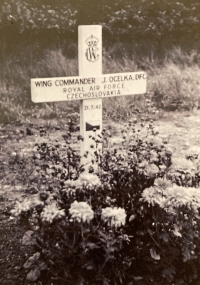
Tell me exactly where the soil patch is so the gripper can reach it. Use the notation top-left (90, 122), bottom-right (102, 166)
top-left (0, 110), bottom-right (200, 284)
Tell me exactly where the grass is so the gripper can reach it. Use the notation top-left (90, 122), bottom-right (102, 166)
top-left (0, 46), bottom-right (200, 124)
top-left (0, 49), bottom-right (79, 123)
top-left (0, 43), bottom-right (200, 284)
top-left (1, 43), bottom-right (200, 283)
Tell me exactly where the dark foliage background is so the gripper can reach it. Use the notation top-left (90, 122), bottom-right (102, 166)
top-left (1, 0), bottom-right (200, 60)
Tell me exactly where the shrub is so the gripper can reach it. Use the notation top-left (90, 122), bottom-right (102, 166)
top-left (11, 111), bottom-right (200, 285)
top-left (148, 50), bottom-right (200, 112)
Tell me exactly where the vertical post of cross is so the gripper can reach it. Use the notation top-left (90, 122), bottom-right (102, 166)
top-left (78, 25), bottom-right (102, 168)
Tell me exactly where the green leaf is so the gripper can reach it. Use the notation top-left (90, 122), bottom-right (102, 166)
top-left (133, 276), bottom-right (143, 281)
top-left (160, 232), bottom-right (169, 242)
top-left (86, 242), bottom-right (100, 250)
top-left (182, 245), bottom-right (191, 262)
top-left (26, 268), bottom-right (41, 282)
top-left (129, 214), bottom-right (136, 222)
top-left (150, 248), bottom-right (160, 260)
top-left (84, 261), bottom-right (95, 270)
top-left (23, 252), bottom-right (40, 269)
top-left (172, 224), bottom-right (182, 237)
top-left (38, 261), bottom-right (47, 271)
top-left (102, 277), bottom-right (111, 285)
top-left (162, 266), bottom-right (176, 282)
top-left (22, 230), bottom-right (35, 245)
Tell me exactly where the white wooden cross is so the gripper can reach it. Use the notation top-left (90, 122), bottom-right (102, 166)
top-left (31, 25), bottom-right (147, 167)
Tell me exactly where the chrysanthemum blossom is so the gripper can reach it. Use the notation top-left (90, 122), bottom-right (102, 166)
top-left (138, 160), bottom-right (149, 169)
top-left (141, 186), bottom-right (167, 208)
top-left (154, 178), bottom-right (172, 190)
top-left (101, 207), bottom-right (126, 228)
top-left (164, 185), bottom-right (200, 213)
top-left (31, 193), bottom-right (48, 206)
top-left (65, 173), bottom-right (101, 189)
top-left (64, 179), bottom-right (82, 189)
top-left (145, 163), bottom-right (159, 177)
top-left (11, 193), bottom-right (53, 217)
top-left (41, 203), bottom-right (65, 223)
top-left (78, 173), bottom-right (101, 188)
top-left (170, 157), bottom-right (196, 174)
top-left (69, 201), bottom-right (94, 223)
top-left (11, 199), bottom-right (32, 216)
top-left (149, 150), bottom-right (159, 163)
top-left (142, 184), bottom-right (200, 215)
top-left (138, 160), bottom-right (159, 177)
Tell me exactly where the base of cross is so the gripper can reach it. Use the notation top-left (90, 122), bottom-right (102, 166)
top-left (31, 25), bottom-right (147, 169)
top-left (79, 97), bottom-right (102, 169)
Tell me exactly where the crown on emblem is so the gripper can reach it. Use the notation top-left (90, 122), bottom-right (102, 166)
top-left (86, 35), bottom-right (98, 47)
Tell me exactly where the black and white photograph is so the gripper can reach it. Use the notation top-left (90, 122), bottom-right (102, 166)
top-left (0, 0), bottom-right (200, 284)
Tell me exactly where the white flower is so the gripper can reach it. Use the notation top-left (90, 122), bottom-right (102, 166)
top-left (10, 192), bottom-right (56, 217)
top-left (64, 179), bottom-right (82, 188)
top-left (138, 160), bottom-right (149, 169)
top-left (11, 199), bottom-right (32, 216)
top-left (164, 185), bottom-right (200, 213)
top-left (30, 194), bottom-right (45, 207)
top-left (138, 161), bottom-right (159, 177)
top-left (41, 203), bottom-right (65, 223)
top-left (149, 150), bottom-right (159, 163)
top-left (154, 178), bottom-right (172, 190)
top-left (170, 157), bottom-right (196, 174)
top-left (101, 207), bottom-right (126, 228)
top-left (141, 186), bottom-right (167, 207)
top-left (79, 173), bottom-right (101, 187)
top-left (145, 163), bottom-right (159, 177)
top-left (64, 173), bottom-right (101, 189)
top-left (142, 184), bottom-right (200, 215)
top-left (69, 201), bottom-right (94, 223)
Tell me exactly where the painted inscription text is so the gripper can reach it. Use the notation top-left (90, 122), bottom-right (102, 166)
top-left (31, 72), bottom-right (147, 103)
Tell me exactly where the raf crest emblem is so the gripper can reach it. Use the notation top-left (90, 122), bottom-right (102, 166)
top-left (85, 35), bottom-right (99, 62)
